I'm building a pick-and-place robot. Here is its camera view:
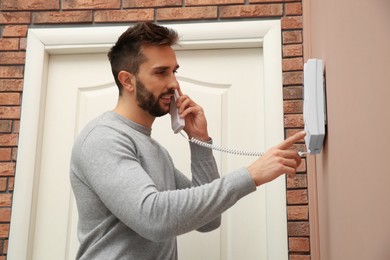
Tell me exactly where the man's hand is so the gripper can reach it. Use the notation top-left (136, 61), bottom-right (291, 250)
top-left (175, 90), bottom-right (209, 141)
top-left (247, 131), bottom-right (306, 186)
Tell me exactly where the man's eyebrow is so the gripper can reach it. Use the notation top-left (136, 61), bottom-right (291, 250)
top-left (152, 64), bottom-right (180, 71)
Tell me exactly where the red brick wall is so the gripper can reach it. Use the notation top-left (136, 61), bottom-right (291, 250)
top-left (0, 0), bottom-right (307, 259)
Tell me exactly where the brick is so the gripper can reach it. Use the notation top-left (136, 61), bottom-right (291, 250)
top-left (249, 0), bottom-right (282, 2)
top-left (282, 31), bottom-right (302, 44)
top-left (284, 114), bottom-right (304, 128)
top-left (283, 57), bottom-right (303, 71)
top-left (0, 194), bottom-right (12, 207)
top-left (186, 0), bottom-right (243, 5)
top-left (297, 158), bottom-right (306, 172)
top-left (8, 177), bottom-right (14, 191)
top-left (2, 25), bottom-right (29, 38)
top-left (0, 93), bottom-right (20, 106)
top-left (0, 208), bottom-right (11, 222)
top-left (62, 0), bottom-right (120, 9)
top-left (0, 134), bottom-right (18, 146)
top-left (220, 4), bottom-right (283, 18)
top-left (20, 38), bottom-right (27, 50)
top-left (13, 120), bottom-right (20, 133)
top-left (11, 148), bottom-right (17, 161)
top-left (0, 66), bottom-right (24, 78)
top-left (0, 149), bottom-right (12, 161)
top-left (283, 71), bottom-right (303, 85)
top-left (0, 121), bottom-right (12, 133)
top-left (284, 100), bottom-right (303, 114)
top-left (157, 6), bottom-right (217, 20)
top-left (283, 86), bottom-right (303, 100)
top-left (0, 12), bottom-right (31, 24)
top-left (0, 179), bottom-right (6, 192)
top-left (0, 52), bottom-right (26, 65)
top-left (0, 225), bottom-right (9, 238)
top-left (287, 174), bottom-right (307, 189)
top-left (282, 16), bottom-right (303, 30)
top-left (285, 2), bottom-right (302, 15)
top-left (287, 206), bottom-right (309, 220)
top-left (33, 11), bottom-right (93, 24)
top-left (289, 237), bottom-right (310, 252)
top-left (287, 189), bottom-right (308, 205)
top-left (0, 0), bottom-right (59, 10)
top-left (123, 0), bottom-right (182, 8)
top-left (0, 39), bottom-right (19, 51)
top-left (288, 221), bottom-right (310, 236)
top-left (290, 254), bottom-right (310, 260)
top-left (95, 9), bottom-right (154, 23)
top-left (3, 240), bottom-right (8, 255)
top-left (283, 44), bottom-right (303, 58)
top-left (0, 163), bottom-right (15, 176)
top-left (0, 80), bottom-right (23, 92)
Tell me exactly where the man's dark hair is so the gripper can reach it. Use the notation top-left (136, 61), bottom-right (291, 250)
top-left (108, 22), bottom-right (179, 95)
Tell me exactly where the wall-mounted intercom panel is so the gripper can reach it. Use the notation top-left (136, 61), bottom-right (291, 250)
top-left (303, 59), bottom-right (326, 154)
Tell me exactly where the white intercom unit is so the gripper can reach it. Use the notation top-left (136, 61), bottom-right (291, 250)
top-left (303, 59), bottom-right (326, 154)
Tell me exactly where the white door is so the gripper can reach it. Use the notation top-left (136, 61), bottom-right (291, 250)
top-left (30, 46), bottom-right (271, 260)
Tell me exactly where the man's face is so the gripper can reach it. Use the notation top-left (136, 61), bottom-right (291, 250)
top-left (135, 45), bottom-right (180, 117)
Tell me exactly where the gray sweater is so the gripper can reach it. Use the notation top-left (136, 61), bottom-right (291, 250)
top-left (70, 111), bottom-right (256, 260)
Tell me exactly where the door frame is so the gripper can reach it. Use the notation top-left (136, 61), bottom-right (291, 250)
top-left (8, 20), bottom-right (286, 260)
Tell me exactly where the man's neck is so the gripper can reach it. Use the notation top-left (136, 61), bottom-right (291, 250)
top-left (113, 98), bottom-right (155, 128)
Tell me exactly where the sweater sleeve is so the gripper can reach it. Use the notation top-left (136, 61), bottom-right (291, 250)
top-left (76, 126), bottom-right (256, 242)
top-left (189, 140), bottom-right (220, 185)
top-left (173, 140), bottom-right (219, 190)
top-left (190, 140), bottom-right (222, 232)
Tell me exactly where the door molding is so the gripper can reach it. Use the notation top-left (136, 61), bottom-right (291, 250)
top-left (9, 20), bottom-right (285, 260)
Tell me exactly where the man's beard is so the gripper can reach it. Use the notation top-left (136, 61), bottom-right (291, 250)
top-left (135, 78), bottom-right (172, 117)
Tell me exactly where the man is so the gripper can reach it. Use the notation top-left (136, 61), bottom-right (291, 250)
top-left (70, 22), bottom-right (305, 260)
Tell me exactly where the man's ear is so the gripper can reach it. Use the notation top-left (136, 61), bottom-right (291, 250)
top-left (118, 71), bottom-right (136, 92)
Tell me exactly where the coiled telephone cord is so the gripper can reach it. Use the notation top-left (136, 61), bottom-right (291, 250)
top-left (179, 132), bottom-right (307, 157)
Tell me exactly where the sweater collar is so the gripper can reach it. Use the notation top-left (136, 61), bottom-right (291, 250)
top-left (107, 111), bottom-right (152, 136)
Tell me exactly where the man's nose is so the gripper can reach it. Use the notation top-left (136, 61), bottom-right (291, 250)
top-left (169, 75), bottom-right (180, 90)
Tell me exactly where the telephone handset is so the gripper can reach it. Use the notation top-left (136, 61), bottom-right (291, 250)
top-left (170, 90), bottom-right (185, 134)
top-left (170, 90), bottom-right (306, 157)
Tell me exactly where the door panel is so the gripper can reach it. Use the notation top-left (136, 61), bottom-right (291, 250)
top-left (32, 53), bottom-right (116, 259)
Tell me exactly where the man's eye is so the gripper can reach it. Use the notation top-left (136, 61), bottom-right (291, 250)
top-left (155, 70), bottom-right (177, 75)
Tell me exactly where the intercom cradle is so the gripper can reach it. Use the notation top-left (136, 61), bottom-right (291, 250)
top-left (303, 59), bottom-right (326, 154)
